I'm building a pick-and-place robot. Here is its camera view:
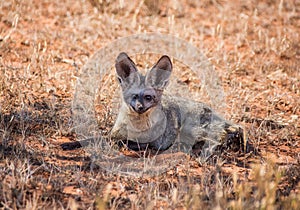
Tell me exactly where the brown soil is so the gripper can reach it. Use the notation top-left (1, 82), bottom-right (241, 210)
top-left (0, 0), bottom-right (299, 209)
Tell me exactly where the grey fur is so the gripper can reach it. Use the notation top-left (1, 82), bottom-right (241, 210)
top-left (111, 52), bottom-right (243, 158)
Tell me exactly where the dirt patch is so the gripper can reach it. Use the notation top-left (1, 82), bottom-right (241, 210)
top-left (0, 0), bottom-right (299, 209)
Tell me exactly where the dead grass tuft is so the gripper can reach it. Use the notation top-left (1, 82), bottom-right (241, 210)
top-left (0, 0), bottom-right (299, 209)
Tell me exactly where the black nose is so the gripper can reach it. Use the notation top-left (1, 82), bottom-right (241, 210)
top-left (135, 103), bottom-right (145, 113)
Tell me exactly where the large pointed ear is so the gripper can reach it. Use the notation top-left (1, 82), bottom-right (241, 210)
top-left (145, 55), bottom-right (172, 90)
top-left (115, 52), bottom-right (139, 87)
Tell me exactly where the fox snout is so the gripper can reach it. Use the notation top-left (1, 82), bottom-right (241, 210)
top-left (130, 91), bottom-right (156, 114)
top-left (132, 99), bottom-right (145, 114)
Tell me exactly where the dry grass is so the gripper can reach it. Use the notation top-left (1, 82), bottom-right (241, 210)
top-left (0, 0), bottom-right (299, 209)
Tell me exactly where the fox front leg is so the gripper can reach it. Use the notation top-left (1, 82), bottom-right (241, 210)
top-left (110, 121), bottom-right (150, 151)
top-left (110, 119), bottom-right (127, 141)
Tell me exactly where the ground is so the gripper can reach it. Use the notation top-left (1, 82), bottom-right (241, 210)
top-left (0, 0), bottom-right (299, 209)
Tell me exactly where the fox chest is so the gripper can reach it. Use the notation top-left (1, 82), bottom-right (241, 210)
top-left (126, 110), bottom-right (167, 143)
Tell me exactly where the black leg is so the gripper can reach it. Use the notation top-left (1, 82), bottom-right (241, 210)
top-left (118, 140), bottom-right (149, 151)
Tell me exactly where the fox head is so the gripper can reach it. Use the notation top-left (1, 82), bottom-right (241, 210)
top-left (115, 52), bottom-right (172, 114)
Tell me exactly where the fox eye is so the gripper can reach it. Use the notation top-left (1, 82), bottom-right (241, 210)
top-left (144, 95), bottom-right (152, 101)
top-left (132, 94), bottom-right (139, 100)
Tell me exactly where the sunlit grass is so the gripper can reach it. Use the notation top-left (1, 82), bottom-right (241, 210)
top-left (0, 0), bottom-right (299, 209)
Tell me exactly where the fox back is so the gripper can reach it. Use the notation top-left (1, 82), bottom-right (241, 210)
top-left (111, 53), bottom-right (243, 157)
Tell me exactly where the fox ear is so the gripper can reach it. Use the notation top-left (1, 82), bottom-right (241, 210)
top-left (146, 55), bottom-right (172, 90)
top-left (115, 52), bottom-right (139, 86)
